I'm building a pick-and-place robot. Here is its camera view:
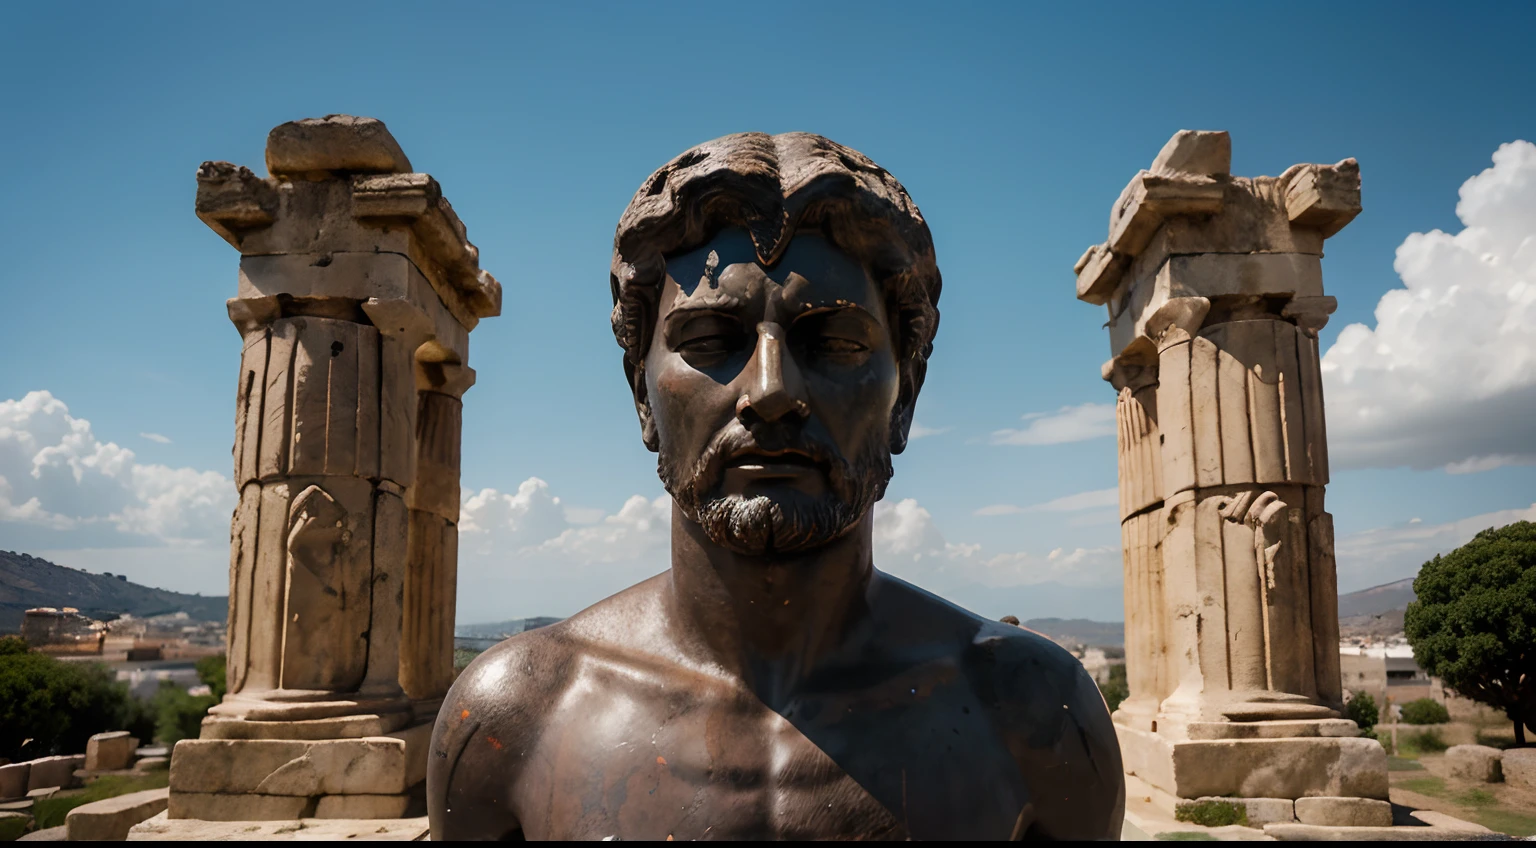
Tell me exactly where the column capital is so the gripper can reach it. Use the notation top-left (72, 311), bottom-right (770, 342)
top-left (417, 362), bottom-right (477, 398)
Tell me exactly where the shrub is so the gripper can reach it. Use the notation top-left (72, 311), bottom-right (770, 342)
top-left (1405, 728), bottom-right (1448, 754)
top-left (1098, 664), bottom-right (1128, 714)
top-left (1401, 698), bottom-right (1451, 725)
top-left (0, 639), bottom-right (138, 760)
top-left (195, 654), bottom-right (228, 699)
top-left (149, 680), bottom-right (218, 745)
top-left (1175, 800), bottom-right (1248, 828)
top-left (1346, 692), bottom-right (1379, 732)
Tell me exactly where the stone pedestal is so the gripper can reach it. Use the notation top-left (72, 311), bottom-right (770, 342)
top-left (1076, 130), bottom-right (1387, 819)
top-left (178, 115), bottom-right (499, 820)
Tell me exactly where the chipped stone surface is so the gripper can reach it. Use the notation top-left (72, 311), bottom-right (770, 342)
top-left (0, 762), bottom-right (28, 800)
top-left (1446, 744), bottom-right (1504, 783)
top-left (1501, 747), bottom-right (1536, 791)
top-left (85, 731), bottom-right (138, 772)
top-left (25, 756), bottom-right (82, 792)
top-left (170, 738), bottom-right (408, 797)
top-left (128, 811), bottom-right (431, 841)
top-left (1168, 736), bottom-right (1388, 800)
top-left (312, 793), bottom-right (411, 819)
top-left (64, 787), bottom-right (168, 841)
top-left (167, 792), bottom-right (316, 822)
top-left (265, 115), bottom-right (412, 176)
top-left (1293, 796), bottom-right (1391, 827)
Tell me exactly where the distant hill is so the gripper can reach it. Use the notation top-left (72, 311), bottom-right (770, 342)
top-left (1337, 577), bottom-right (1416, 639)
top-left (1021, 617), bottom-right (1125, 648)
top-left (0, 550), bottom-right (227, 633)
top-left (1337, 577), bottom-right (1416, 618)
top-left (455, 617), bottom-right (563, 640)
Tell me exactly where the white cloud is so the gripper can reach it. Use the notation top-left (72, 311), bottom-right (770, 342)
top-left (990, 402), bottom-right (1116, 446)
top-left (139, 432), bottom-right (171, 445)
top-left (1334, 502), bottom-right (1536, 593)
top-left (907, 423), bottom-right (951, 440)
top-left (976, 487), bottom-right (1118, 516)
top-left (0, 391), bottom-right (233, 547)
top-left (872, 498), bottom-right (1120, 590)
top-left (1322, 140), bottom-right (1536, 473)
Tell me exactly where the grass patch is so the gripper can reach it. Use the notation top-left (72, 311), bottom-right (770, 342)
top-left (31, 772), bottom-right (168, 830)
top-left (1453, 788), bottom-right (1498, 807)
top-left (0, 814), bottom-right (30, 841)
top-left (1387, 756), bottom-right (1425, 771)
top-left (1474, 731), bottom-right (1517, 750)
top-left (1174, 800), bottom-right (1248, 828)
top-left (1396, 728), bottom-right (1448, 757)
top-left (1472, 808), bottom-right (1536, 838)
top-left (1397, 776), bottom-right (1447, 797)
top-left (1156, 833), bottom-right (1219, 842)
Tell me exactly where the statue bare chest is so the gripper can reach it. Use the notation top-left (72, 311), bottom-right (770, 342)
top-left (507, 682), bottom-right (907, 840)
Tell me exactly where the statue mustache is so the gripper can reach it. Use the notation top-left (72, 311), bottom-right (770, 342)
top-left (683, 422), bottom-right (853, 502)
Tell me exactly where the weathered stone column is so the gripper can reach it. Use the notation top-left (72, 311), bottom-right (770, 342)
top-left (1075, 131), bottom-right (1388, 819)
top-left (169, 116), bottom-right (499, 821)
top-left (400, 361), bottom-right (474, 703)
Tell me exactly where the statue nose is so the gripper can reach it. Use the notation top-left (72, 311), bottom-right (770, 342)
top-left (737, 322), bottom-right (809, 425)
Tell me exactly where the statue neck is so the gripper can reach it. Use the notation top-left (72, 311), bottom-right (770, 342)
top-left (665, 505), bottom-right (878, 710)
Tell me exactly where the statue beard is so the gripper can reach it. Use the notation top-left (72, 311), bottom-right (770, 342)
top-left (658, 422), bottom-right (892, 557)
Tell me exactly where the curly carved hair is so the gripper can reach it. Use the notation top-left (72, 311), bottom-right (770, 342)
top-left (610, 132), bottom-right (942, 442)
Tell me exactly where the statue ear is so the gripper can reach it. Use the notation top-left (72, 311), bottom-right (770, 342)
top-left (625, 358), bottom-right (660, 452)
top-left (888, 356), bottom-right (929, 456)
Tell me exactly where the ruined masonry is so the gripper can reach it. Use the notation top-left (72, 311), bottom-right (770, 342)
top-left (167, 115), bottom-right (499, 821)
top-left (1076, 131), bottom-right (1392, 824)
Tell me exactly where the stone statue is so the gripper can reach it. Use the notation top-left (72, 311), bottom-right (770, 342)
top-left (427, 132), bottom-right (1125, 840)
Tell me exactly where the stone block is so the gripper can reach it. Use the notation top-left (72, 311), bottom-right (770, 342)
top-left (1263, 822), bottom-right (1498, 841)
top-left (133, 757), bottom-right (169, 773)
top-left (1176, 795), bottom-right (1294, 825)
top-left (313, 794), bottom-right (411, 819)
top-left (1502, 747), bottom-right (1536, 791)
top-left (199, 711), bottom-right (411, 741)
top-left (0, 762), bottom-right (28, 800)
top-left (235, 253), bottom-right (469, 362)
top-left (389, 721), bottom-right (434, 789)
top-left (15, 823), bottom-right (65, 841)
top-left (1150, 130), bottom-right (1232, 178)
top-left (25, 756), bottom-right (82, 792)
top-left (1293, 796), bottom-right (1391, 827)
top-left (1186, 719), bottom-right (1358, 740)
top-left (85, 731), bottom-right (138, 771)
top-left (1284, 160), bottom-right (1361, 238)
top-left (170, 737), bottom-right (408, 796)
top-left (1167, 736), bottom-right (1388, 800)
top-left (1109, 173), bottom-right (1227, 258)
top-left (167, 792), bottom-right (316, 822)
top-left (1445, 744), bottom-right (1503, 782)
top-left (65, 787), bottom-right (168, 841)
top-left (266, 115), bottom-right (412, 177)
top-left (25, 788), bottom-right (57, 800)
top-left (128, 811), bottom-right (432, 840)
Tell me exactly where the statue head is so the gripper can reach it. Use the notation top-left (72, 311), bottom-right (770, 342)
top-left (611, 132), bottom-right (941, 556)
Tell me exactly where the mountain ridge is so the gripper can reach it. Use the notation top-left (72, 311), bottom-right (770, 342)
top-left (0, 549), bottom-right (227, 633)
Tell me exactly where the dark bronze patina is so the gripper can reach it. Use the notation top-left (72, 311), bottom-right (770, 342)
top-left (427, 132), bottom-right (1125, 840)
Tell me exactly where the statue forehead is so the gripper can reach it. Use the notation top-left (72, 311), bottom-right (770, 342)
top-left (662, 229), bottom-right (876, 303)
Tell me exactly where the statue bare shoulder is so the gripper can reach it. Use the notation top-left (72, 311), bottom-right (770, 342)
top-left (426, 574), bottom-right (671, 840)
top-left (870, 574), bottom-right (1126, 839)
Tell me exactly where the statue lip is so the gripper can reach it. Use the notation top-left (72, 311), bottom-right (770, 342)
top-left (723, 448), bottom-right (822, 470)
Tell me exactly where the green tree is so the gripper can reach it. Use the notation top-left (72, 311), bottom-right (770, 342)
top-left (0, 637), bottom-right (138, 760)
top-left (150, 681), bottom-right (218, 746)
top-left (1400, 697), bottom-right (1450, 725)
top-left (1405, 521), bottom-right (1536, 747)
top-left (1346, 691), bottom-right (1379, 732)
top-left (196, 654), bottom-right (228, 699)
top-left (1097, 663), bottom-right (1128, 713)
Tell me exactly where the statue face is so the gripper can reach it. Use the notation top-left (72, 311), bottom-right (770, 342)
top-left (643, 229), bottom-right (903, 555)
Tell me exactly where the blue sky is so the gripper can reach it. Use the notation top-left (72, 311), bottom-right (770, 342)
top-left (1, 1), bottom-right (1533, 623)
